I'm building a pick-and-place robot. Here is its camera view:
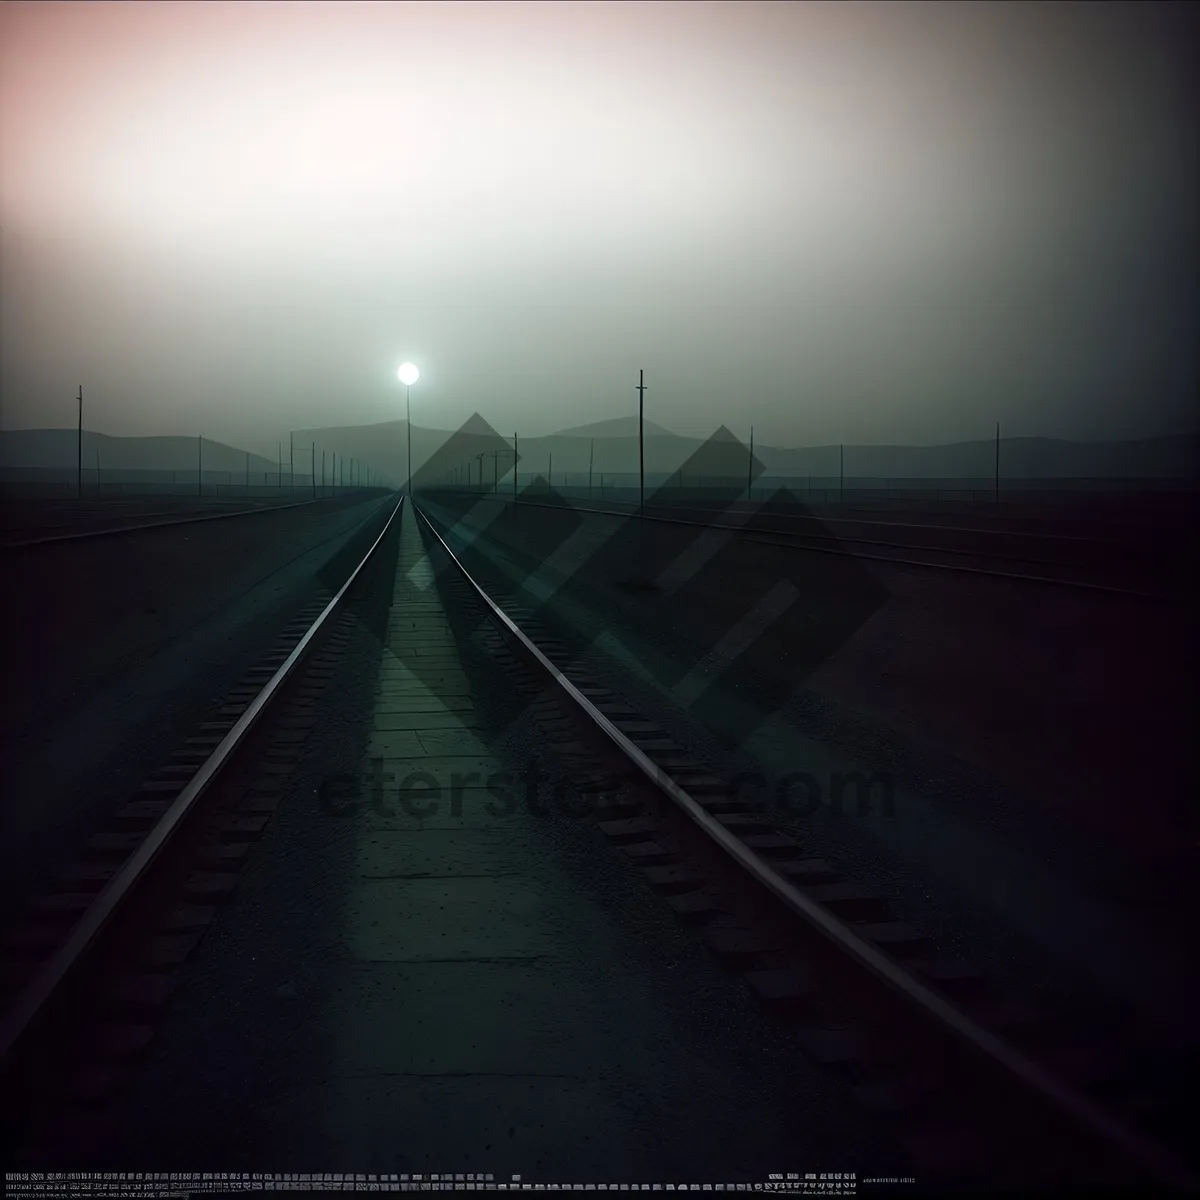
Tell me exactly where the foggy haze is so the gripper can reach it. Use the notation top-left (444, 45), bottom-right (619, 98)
top-left (1, 1), bottom-right (1196, 463)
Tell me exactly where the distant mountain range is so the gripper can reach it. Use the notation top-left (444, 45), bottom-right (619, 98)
top-left (2, 422), bottom-right (1196, 486)
top-left (0, 430), bottom-right (281, 475)
top-left (553, 416), bottom-right (676, 438)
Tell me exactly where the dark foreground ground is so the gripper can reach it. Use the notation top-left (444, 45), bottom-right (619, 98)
top-left (8, 503), bottom-right (906, 1188)
top-left (3, 486), bottom-right (1194, 1188)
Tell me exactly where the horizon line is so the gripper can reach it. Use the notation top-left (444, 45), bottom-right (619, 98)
top-left (2, 424), bottom-right (1197, 454)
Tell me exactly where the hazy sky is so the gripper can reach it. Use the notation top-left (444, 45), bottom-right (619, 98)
top-left (1, 1), bottom-right (1196, 458)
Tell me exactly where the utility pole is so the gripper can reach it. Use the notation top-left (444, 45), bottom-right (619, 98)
top-left (636, 369), bottom-right (648, 527)
top-left (589, 437), bottom-right (594, 501)
top-left (77, 385), bottom-right (83, 500)
top-left (321, 449), bottom-right (326, 499)
top-left (994, 421), bottom-right (1000, 505)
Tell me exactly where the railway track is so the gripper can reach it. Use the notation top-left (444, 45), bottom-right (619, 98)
top-left (0, 498), bottom-right (329, 550)
top-left (1, 495), bottom-right (1193, 1190)
top-left (447, 494), bottom-right (1181, 600)
top-left (621, 500), bottom-right (1154, 544)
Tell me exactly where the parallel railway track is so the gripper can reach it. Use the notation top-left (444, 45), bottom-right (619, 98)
top-left (444, 494), bottom-right (1182, 600)
top-left (0, 498), bottom-right (324, 550)
top-left (1, 494), bottom-right (1193, 1189)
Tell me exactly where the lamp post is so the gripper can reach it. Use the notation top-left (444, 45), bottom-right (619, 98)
top-left (398, 362), bottom-right (420, 496)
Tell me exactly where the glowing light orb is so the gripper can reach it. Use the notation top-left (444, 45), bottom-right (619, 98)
top-left (397, 363), bottom-right (420, 386)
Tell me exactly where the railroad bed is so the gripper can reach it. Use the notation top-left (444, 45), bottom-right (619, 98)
top-left (0, 500), bottom-right (1193, 1191)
